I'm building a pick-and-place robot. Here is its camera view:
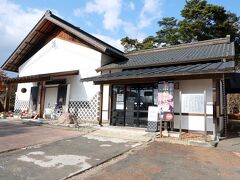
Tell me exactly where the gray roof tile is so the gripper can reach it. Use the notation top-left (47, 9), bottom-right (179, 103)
top-left (84, 61), bottom-right (235, 83)
top-left (97, 37), bottom-right (235, 71)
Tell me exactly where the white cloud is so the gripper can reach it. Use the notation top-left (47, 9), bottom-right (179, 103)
top-left (84, 0), bottom-right (122, 31)
top-left (121, 21), bottom-right (146, 40)
top-left (94, 34), bottom-right (123, 51)
top-left (139, 0), bottom-right (162, 28)
top-left (73, 0), bottom-right (147, 39)
top-left (0, 0), bottom-right (44, 69)
top-left (127, 2), bottom-right (135, 11)
top-left (73, 8), bottom-right (84, 17)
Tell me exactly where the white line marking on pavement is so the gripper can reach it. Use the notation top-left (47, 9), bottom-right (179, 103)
top-left (83, 135), bottom-right (128, 143)
top-left (17, 151), bottom-right (91, 170)
top-left (100, 144), bottom-right (112, 147)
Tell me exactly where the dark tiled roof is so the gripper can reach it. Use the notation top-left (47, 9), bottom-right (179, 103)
top-left (84, 61), bottom-right (235, 83)
top-left (97, 37), bottom-right (235, 71)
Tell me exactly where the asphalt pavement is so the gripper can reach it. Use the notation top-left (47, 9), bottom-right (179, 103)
top-left (0, 134), bottom-right (138, 180)
top-left (82, 142), bottom-right (240, 180)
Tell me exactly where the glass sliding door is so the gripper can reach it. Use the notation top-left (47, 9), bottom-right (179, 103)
top-left (125, 86), bottom-right (138, 127)
top-left (111, 85), bottom-right (125, 126)
top-left (125, 85), bottom-right (154, 128)
top-left (138, 86), bottom-right (153, 127)
top-left (111, 84), bottom-right (155, 128)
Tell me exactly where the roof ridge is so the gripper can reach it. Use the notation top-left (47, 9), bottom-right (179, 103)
top-left (125, 35), bottom-right (231, 56)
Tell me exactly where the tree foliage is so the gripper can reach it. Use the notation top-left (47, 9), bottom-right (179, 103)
top-left (156, 17), bottom-right (180, 45)
top-left (179, 0), bottom-right (239, 42)
top-left (121, 0), bottom-right (240, 53)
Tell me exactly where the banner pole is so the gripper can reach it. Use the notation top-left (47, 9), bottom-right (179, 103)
top-left (179, 91), bottom-right (182, 139)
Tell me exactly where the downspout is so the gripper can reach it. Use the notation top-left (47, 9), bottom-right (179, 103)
top-left (222, 73), bottom-right (228, 137)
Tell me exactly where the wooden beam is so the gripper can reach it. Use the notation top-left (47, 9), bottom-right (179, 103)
top-left (212, 79), bottom-right (217, 139)
top-left (108, 85), bottom-right (112, 122)
top-left (222, 74), bottom-right (228, 137)
top-left (99, 84), bottom-right (103, 126)
top-left (39, 82), bottom-right (46, 118)
top-left (92, 73), bottom-right (229, 85)
top-left (4, 84), bottom-right (10, 112)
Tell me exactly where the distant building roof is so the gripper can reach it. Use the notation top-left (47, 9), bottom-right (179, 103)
top-left (97, 36), bottom-right (235, 72)
top-left (1, 10), bottom-right (126, 72)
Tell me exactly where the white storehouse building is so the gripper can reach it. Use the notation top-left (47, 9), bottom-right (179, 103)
top-left (1, 11), bottom-right (126, 122)
top-left (2, 11), bottom-right (238, 139)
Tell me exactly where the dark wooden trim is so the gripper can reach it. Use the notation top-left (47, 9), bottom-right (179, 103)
top-left (174, 112), bottom-right (213, 116)
top-left (99, 84), bottom-right (103, 126)
top-left (4, 70), bottom-right (79, 84)
top-left (109, 84), bottom-right (113, 125)
top-left (4, 84), bottom-right (11, 112)
top-left (108, 85), bottom-right (111, 121)
top-left (212, 78), bottom-right (220, 139)
top-left (222, 74), bottom-right (228, 137)
top-left (92, 73), bottom-right (229, 85)
top-left (39, 82), bottom-right (46, 118)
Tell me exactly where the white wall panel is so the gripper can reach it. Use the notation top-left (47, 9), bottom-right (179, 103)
top-left (173, 79), bottom-right (213, 132)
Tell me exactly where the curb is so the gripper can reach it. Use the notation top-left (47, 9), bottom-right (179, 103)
top-left (20, 119), bottom-right (98, 132)
top-left (155, 138), bottom-right (215, 148)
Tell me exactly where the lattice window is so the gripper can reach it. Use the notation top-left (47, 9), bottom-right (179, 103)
top-left (14, 97), bottom-right (30, 113)
top-left (68, 93), bottom-right (100, 121)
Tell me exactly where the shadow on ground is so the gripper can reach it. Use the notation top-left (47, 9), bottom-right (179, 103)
top-left (0, 121), bottom-right (40, 137)
top-left (217, 120), bottom-right (240, 152)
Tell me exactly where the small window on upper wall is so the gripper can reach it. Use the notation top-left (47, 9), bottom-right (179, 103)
top-left (21, 88), bottom-right (27, 93)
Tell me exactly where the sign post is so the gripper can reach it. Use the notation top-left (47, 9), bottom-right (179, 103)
top-left (147, 106), bottom-right (159, 132)
top-left (158, 81), bottom-right (174, 136)
top-left (179, 91), bottom-right (182, 139)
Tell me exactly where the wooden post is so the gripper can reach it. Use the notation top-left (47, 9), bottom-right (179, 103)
top-left (99, 84), bottom-right (103, 126)
top-left (222, 74), bottom-right (227, 137)
top-left (159, 115), bottom-right (162, 138)
top-left (39, 81), bottom-right (46, 118)
top-left (212, 79), bottom-right (220, 140)
top-left (108, 85), bottom-right (112, 123)
top-left (4, 83), bottom-right (11, 113)
top-left (179, 91), bottom-right (182, 139)
top-left (204, 90), bottom-right (207, 135)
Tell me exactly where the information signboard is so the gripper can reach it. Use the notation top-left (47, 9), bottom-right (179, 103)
top-left (148, 106), bottom-right (159, 122)
top-left (181, 94), bottom-right (204, 113)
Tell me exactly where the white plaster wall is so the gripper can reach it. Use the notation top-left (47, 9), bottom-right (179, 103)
top-left (102, 85), bottom-right (109, 121)
top-left (65, 75), bottom-right (99, 101)
top-left (173, 79), bottom-right (213, 131)
top-left (16, 38), bottom-right (107, 104)
top-left (16, 82), bottom-right (37, 101)
top-left (19, 38), bottom-right (101, 78)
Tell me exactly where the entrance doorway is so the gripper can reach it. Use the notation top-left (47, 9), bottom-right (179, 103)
top-left (125, 85), bottom-right (155, 127)
top-left (44, 87), bottom-right (58, 109)
top-left (111, 84), bottom-right (157, 127)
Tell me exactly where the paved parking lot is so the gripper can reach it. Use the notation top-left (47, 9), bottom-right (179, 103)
top-left (0, 120), bottom-right (85, 153)
top-left (83, 142), bottom-right (240, 180)
top-left (0, 120), bottom-right (143, 179)
top-left (0, 133), bottom-right (138, 180)
top-left (1, 120), bottom-right (239, 180)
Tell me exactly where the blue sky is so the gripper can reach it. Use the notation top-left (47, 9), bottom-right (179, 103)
top-left (0, 0), bottom-right (239, 75)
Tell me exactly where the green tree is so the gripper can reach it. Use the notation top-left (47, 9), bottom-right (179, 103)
top-left (121, 0), bottom-right (240, 53)
top-left (179, 0), bottom-right (240, 43)
top-left (120, 37), bottom-right (140, 52)
top-left (156, 17), bottom-right (180, 45)
top-left (141, 36), bottom-right (158, 49)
